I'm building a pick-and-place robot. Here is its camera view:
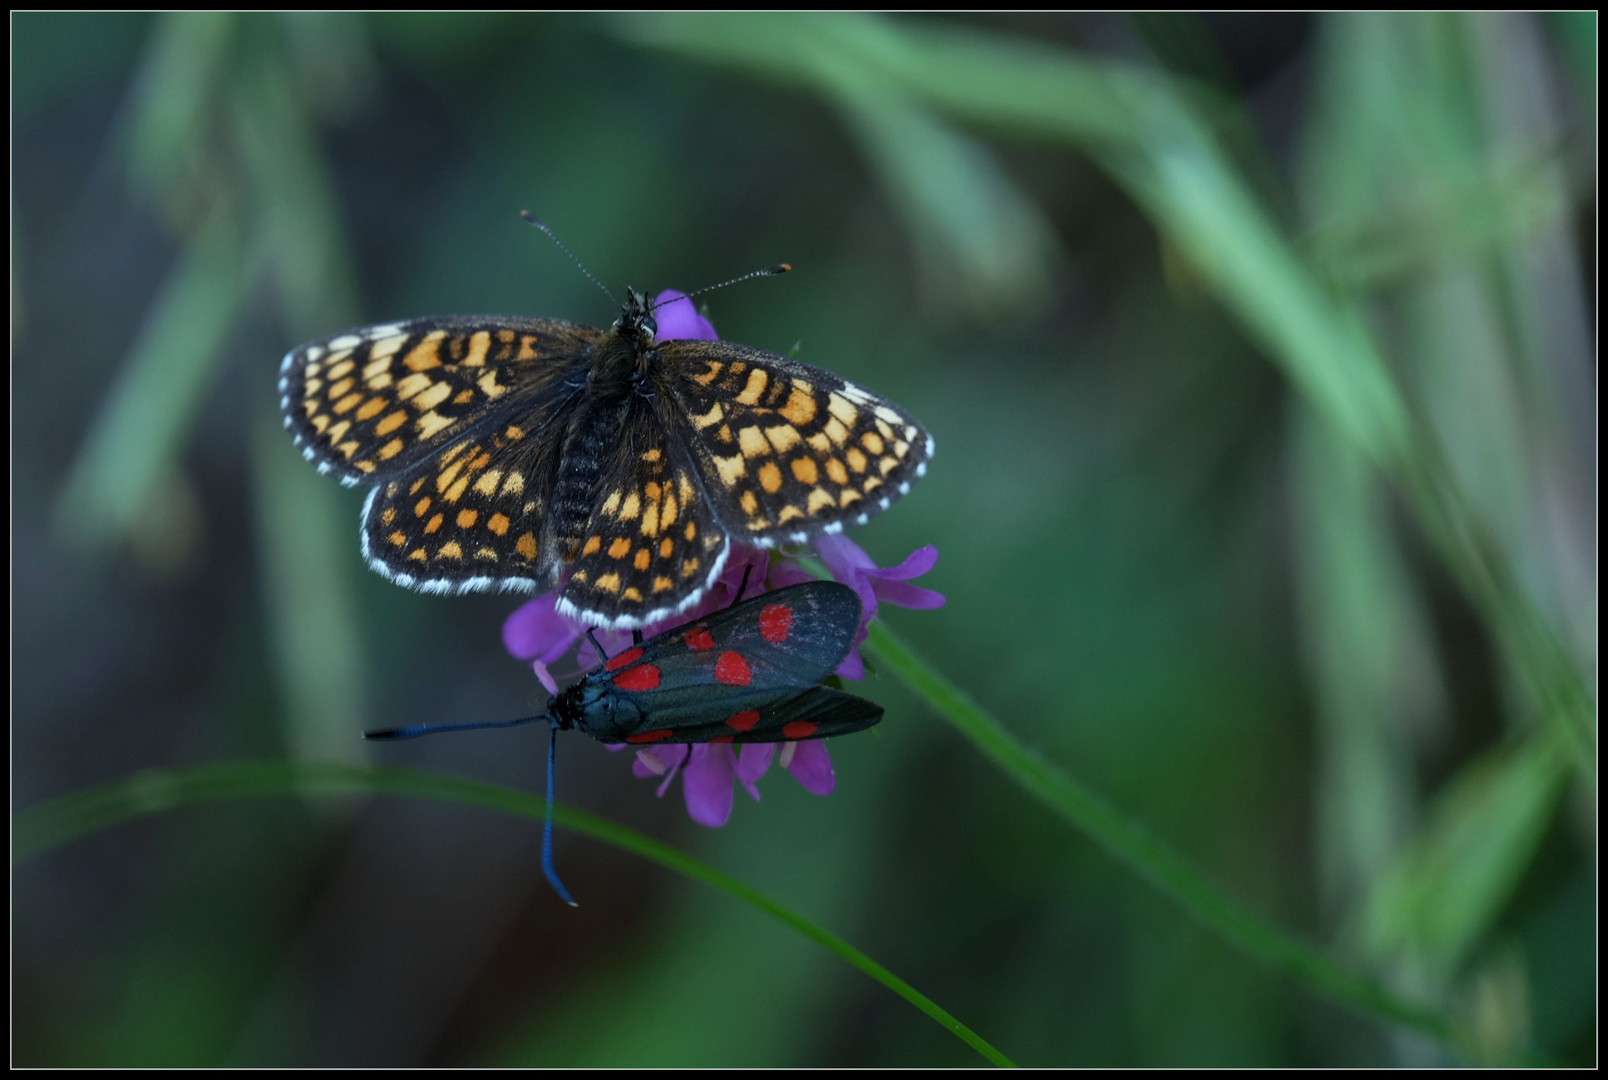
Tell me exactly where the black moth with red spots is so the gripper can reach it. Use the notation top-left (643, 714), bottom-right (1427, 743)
top-left (548, 580), bottom-right (883, 747)
top-left (366, 578), bottom-right (881, 905)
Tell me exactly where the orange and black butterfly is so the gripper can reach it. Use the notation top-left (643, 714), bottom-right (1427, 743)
top-left (279, 235), bottom-right (933, 629)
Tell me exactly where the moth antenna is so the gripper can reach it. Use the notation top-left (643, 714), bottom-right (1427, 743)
top-left (543, 723), bottom-right (579, 907)
top-left (520, 210), bottom-right (617, 306)
top-left (648, 264), bottom-right (791, 314)
top-left (364, 715), bottom-right (545, 740)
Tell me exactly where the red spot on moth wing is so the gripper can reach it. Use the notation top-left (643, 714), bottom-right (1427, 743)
top-left (714, 651), bottom-right (752, 687)
top-left (604, 646), bottom-right (644, 672)
top-left (683, 627), bottom-right (715, 650)
top-left (625, 729), bottom-right (674, 743)
top-left (711, 736), bottom-right (735, 743)
top-left (613, 663), bottom-right (661, 691)
top-left (726, 709), bottom-right (761, 731)
top-left (758, 603), bottom-right (794, 644)
top-left (781, 720), bottom-right (818, 739)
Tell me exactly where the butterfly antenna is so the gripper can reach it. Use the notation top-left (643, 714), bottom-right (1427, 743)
top-left (648, 263), bottom-right (792, 314)
top-left (520, 210), bottom-right (617, 306)
top-left (364, 715), bottom-right (545, 740)
top-left (543, 722), bottom-right (579, 907)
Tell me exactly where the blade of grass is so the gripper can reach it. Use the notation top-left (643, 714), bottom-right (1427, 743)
top-left (13, 761), bottom-right (1016, 1069)
top-left (54, 202), bottom-right (244, 550)
top-left (617, 13), bottom-right (1594, 776)
top-left (861, 619), bottom-right (1464, 1053)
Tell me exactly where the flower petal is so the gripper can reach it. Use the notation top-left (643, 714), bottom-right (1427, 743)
top-left (766, 560), bottom-right (815, 590)
top-left (502, 593), bottom-right (580, 664)
top-left (652, 290), bottom-right (719, 342)
top-left (530, 660), bottom-right (560, 696)
top-left (872, 544), bottom-right (939, 582)
top-left (815, 533), bottom-right (876, 577)
top-left (786, 740), bottom-right (836, 796)
top-left (736, 743), bottom-right (774, 801)
top-left (681, 744), bottom-right (736, 826)
top-left (651, 745), bottom-right (691, 796)
top-left (871, 579), bottom-right (946, 611)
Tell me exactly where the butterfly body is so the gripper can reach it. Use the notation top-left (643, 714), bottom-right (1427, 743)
top-left (282, 286), bottom-right (933, 628)
top-left (546, 290), bottom-right (656, 560)
top-left (548, 580), bottom-right (883, 745)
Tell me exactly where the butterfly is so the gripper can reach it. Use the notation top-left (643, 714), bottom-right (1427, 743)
top-left (279, 244), bottom-right (933, 630)
top-left (366, 579), bottom-right (883, 904)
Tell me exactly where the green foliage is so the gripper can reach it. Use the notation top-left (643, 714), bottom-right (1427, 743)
top-left (14, 12), bottom-right (1593, 1066)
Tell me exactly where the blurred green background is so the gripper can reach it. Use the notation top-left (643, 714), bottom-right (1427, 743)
top-left (12, 12), bottom-right (1596, 1067)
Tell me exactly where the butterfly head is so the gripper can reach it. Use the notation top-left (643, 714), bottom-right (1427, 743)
top-left (613, 288), bottom-right (658, 348)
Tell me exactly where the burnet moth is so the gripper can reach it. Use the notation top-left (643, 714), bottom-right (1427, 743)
top-left (366, 580), bottom-right (884, 904)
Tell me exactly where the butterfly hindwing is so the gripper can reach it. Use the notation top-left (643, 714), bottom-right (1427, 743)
top-left (551, 395), bottom-right (732, 627)
top-left (282, 283), bottom-right (934, 629)
top-left (280, 315), bottom-right (595, 488)
top-left (359, 417), bottom-right (567, 594)
top-left (658, 339), bottom-right (934, 546)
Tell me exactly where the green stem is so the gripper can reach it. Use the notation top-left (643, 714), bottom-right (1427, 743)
top-left (12, 760), bottom-right (1014, 1068)
top-left (618, 11), bottom-right (1594, 777)
top-left (863, 620), bottom-right (1462, 1050)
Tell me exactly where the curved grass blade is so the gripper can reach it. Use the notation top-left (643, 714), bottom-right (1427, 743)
top-left (12, 760), bottom-right (1015, 1068)
top-left (862, 619), bottom-right (1466, 1055)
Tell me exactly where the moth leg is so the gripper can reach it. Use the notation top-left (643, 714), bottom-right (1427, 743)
top-left (586, 627), bottom-right (610, 663)
top-left (730, 564), bottom-right (754, 607)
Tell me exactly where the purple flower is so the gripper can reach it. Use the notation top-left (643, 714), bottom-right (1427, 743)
top-left (770, 534), bottom-right (944, 679)
top-left (627, 739), bottom-right (837, 827)
top-left (500, 290), bottom-right (944, 827)
top-left (651, 289), bottom-right (718, 341)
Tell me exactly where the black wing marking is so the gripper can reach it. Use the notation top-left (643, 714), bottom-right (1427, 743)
top-left (280, 315), bottom-right (595, 488)
top-left (552, 396), bottom-right (732, 628)
top-left (358, 399), bottom-right (571, 595)
top-left (659, 339), bottom-right (934, 546)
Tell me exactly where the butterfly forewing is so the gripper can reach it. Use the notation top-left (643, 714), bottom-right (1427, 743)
top-left (659, 340), bottom-right (933, 546)
top-left (280, 315), bottom-right (594, 488)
